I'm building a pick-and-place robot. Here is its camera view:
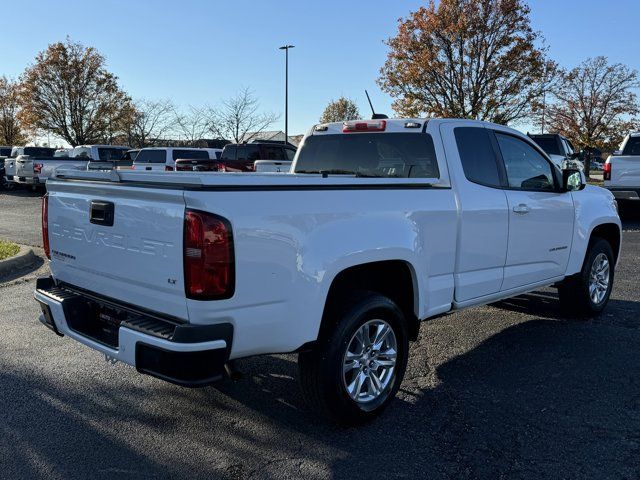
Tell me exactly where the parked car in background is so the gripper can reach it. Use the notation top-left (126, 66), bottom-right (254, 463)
top-left (87, 148), bottom-right (140, 171)
top-left (5, 147), bottom-right (56, 187)
top-left (174, 157), bottom-right (223, 172)
top-left (529, 133), bottom-right (583, 170)
top-left (132, 147), bottom-right (213, 172)
top-left (0, 146), bottom-right (11, 188)
top-left (219, 141), bottom-right (296, 172)
top-left (71, 145), bottom-right (130, 161)
top-left (14, 147), bottom-right (88, 188)
top-left (604, 132), bottom-right (640, 202)
top-left (36, 118), bottom-right (620, 425)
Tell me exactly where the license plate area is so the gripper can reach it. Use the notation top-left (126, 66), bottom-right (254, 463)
top-left (65, 299), bottom-right (124, 348)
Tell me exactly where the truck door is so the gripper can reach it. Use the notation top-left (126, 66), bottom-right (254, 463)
top-left (440, 122), bottom-right (509, 302)
top-left (492, 131), bottom-right (574, 290)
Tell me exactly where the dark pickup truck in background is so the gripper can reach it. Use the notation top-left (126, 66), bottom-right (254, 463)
top-left (218, 141), bottom-right (297, 172)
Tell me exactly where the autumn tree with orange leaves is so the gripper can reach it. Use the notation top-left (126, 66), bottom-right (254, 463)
top-left (0, 77), bottom-right (27, 145)
top-left (19, 38), bottom-right (133, 146)
top-left (378, 0), bottom-right (555, 125)
top-left (546, 56), bottom-right (640, 153)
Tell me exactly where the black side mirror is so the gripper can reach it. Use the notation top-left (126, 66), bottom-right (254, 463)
top-left (569, 152), bottom-right (580, 160)
top-left (563, 168), bottom-right (585, 192)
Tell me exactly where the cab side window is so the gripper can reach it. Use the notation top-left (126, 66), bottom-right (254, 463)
top-left (495, 133), bottom-right (555, 191)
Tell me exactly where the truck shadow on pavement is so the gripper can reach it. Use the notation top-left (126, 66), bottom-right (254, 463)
top-left (2, 293), bottom-right (639, 479)
top-left (0, 370), bottom-right (182, 479)
top-left (202, 292), bottom-right (640, 478)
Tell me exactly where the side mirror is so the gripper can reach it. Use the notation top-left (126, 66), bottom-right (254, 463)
top-left (569, 152), bottom-right (581, 160)
top-left (613, 150), bottom-right (623, 156)
top-left (563, 168), bottom-right (586, 192)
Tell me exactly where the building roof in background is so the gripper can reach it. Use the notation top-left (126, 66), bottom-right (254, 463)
top-left (239, 130), bottom-right (303, 146)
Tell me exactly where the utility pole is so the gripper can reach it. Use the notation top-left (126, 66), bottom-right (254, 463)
top-left (279, 44), bottom-right (295, 145)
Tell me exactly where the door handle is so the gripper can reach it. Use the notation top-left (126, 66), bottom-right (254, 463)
top-left (513, 203), bottom-right (530, 215)
top-left (145, 166), bottom-right (152, 171)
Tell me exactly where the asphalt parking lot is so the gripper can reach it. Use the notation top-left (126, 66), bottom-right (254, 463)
top-left (1, 188), bottom-right (639, 479)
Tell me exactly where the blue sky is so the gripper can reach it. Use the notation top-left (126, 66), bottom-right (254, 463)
top-left (1, 0), bottom-right (639, 137)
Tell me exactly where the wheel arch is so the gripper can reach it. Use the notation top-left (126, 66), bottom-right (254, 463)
top-left (590, 223), bottom-right (621, 263)
top-left (318, 260), bottom-right (421, 342)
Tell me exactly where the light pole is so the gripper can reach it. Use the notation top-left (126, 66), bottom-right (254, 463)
top-left (279, 44), bottom-right (294, 145)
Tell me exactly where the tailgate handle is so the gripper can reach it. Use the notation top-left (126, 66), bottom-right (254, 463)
top-left (90, 201), bottom-right (115, 227)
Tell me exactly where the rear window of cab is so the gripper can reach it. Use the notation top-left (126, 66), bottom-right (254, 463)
top-left (294, 133), bottom-right (439, 178)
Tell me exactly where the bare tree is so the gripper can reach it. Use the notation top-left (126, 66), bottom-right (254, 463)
top-left (124, 98), bottom-right (176, 147)
top-left (319, 97), bottom-right (361, 123)
top-left (19, 38), bottom-right (132, 146)
top-left (546, 56), bottom-right (640, 153)
top-left (0, 76), bottom-right (26, 145)
top-left (208, 88), bottom-right (279, 143)
top-left (378, 0), bottom-right (555, 125)
top-left (173, 105), bottom-right (211, 145)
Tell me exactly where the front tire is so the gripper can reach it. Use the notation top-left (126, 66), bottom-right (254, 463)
top-left (558, 237), bottom-right (615, 317)
top-left (298, 292), bottom-right (409, 425)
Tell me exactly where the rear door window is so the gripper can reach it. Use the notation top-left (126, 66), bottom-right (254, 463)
top-left (0, 148), bottom-right (11, 156)
top-left (135, 150), bottom-right (166, 164)
top-left (455, 127), bottom-right (502, 188)
top-left (172, 150), bottom-right (208, 161)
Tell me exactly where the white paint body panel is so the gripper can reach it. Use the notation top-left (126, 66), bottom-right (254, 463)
top-left (501, 190), bottom-right (574, 290)
top-left (254, 160), bottom-right (292, 173)
top-left (605, 155), bottom-right (640, 189)
top-left (43, 119), bottom-right (622, 360)
top-left (605, 134), bottom-right (640, 197)
top-left (14, 156), bottom-right (88, 185)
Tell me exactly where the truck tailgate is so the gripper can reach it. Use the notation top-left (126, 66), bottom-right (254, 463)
top-left (47, 180), bottom-right (189, 319)
top-left (16, 157), bottom-right (33, 177)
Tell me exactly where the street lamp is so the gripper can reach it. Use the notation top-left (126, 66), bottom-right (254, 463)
top-left (279, 44), bottom-right (294, 145)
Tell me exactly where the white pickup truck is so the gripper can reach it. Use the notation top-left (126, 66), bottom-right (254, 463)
top-left (605, 132), bottom-right (640, 202)
top-left (35, 118), bottom-right (621, 424)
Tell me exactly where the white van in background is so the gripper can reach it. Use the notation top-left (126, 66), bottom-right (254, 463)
top-left (132, 147), bottom-right (213, 172)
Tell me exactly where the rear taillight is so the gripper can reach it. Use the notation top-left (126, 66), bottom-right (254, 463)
top-left (213, 162), bottom-right (226, 172)
top-left (184, 210), bottom-right (234, 300)
top-left (34, 163), bottom-right (43, 174)
top-left (165, 165), bottom-right (174, 171)
top-left (42, 195), bottom-right (50, 259)
top-left (343, 120), bottom-right (386, 133)
top-left (604, 161), bottom-right (611, 181)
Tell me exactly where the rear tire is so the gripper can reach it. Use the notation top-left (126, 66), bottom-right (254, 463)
top-left (558, 237), bottom-right (615, 317)
top-left (298, 292), bottom-right (409, 425)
